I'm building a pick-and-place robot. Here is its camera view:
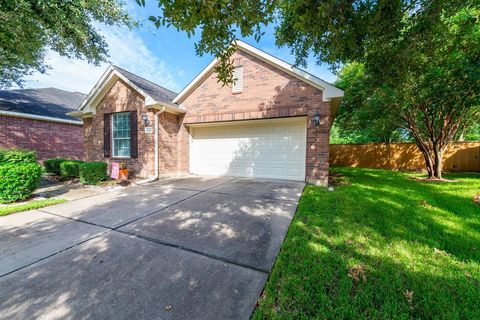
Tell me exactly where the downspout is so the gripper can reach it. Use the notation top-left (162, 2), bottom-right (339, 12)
top-left (154, 108), bottom-right (160, 179)
top-left (138, 106), bottom-right (166, 184)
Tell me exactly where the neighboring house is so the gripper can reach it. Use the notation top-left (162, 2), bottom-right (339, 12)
top-left (0, 88), bottom-right (85, 161)
top-left (70, 41), bottom-right (344, 185)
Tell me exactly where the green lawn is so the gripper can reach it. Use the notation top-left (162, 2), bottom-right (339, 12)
top-left (0, 198), bottom-right (65, 216)
top-left (254, 168), bottom-right (480, 319)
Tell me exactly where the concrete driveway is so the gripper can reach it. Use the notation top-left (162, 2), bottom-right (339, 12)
top-left (0, 176), bottom-right (304, 319)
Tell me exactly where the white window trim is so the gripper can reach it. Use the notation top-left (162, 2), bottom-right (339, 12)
top-left (111, 112), bottom-right (131, 158)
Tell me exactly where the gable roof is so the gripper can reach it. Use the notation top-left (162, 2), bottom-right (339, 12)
top-left (114, 66), bottom-right (177, 102)
top-left (0, 88), bottom-right (85, 124)
top-left (173, 40), bottom-right (344, 104)
top-left (71, 65), bottom-right (183, 118)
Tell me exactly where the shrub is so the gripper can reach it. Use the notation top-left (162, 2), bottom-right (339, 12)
top-left (60, 160), bottom-right (84, 179)
top-left (79, 162), bottom-right (107, 185)
top-left (1, 149), bottom-right (37, 164)
top-left (0, 163), bottom-right (42, 203)
top-left (44, 158), bottom-right (66, 175)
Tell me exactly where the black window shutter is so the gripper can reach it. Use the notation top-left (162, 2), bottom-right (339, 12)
top-left (130, 111), bottom-right (138, 158)
top-left (103, 113), bottom-right (111, 158)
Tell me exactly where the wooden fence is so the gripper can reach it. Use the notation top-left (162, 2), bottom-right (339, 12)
top-left (330, 142), bottom-right (480, 172)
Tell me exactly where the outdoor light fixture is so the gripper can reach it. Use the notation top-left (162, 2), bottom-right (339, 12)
top-left (141, 114), bottom-right (150, 126)
top-left (314, 110), bottom-right (320, 126)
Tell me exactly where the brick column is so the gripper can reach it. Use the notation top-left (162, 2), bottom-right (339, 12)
top-left (305, 101), bottom-right (331, 186)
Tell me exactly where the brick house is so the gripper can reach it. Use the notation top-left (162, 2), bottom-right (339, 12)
top-left (70, 41), bottom-right (343, 185)
top-left (0, 88), bottom-right (85, 161)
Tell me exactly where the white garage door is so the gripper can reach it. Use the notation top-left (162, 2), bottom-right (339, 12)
top-left (189, 117), bottom-right (306, 181)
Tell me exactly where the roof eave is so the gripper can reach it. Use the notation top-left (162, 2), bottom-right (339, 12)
top-left (77, 65), bottom-right (116, 112)
top-left (173, 40), bottom-right (344, 103)
top-left (0, 110), bottom-right (83, 125)
top-left (172, 58), bottom-right (220, 104)
top-left (66, 110), bottom-right (93, 119)
top-left (146, 101), bottom-right (186, 115)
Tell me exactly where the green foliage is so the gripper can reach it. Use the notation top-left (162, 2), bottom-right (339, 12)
top-left (463, 122), bottom-right (480, 141)
top-left (0, 163), bottom-right (42, 203)
top-left (0, 149), bottom-right (37, 164)
top-left (329, 4), bottom-right (480, 177)
top-left (43, 158), bottom-right (66, 175)
top-left (139, 0), bottom-right (275, 84)
top-left (60, 160), bottom-right (84, 179)
top-left (0, 198), bottom-right (65, 216)
top-left (254, 167), bottom-right (480, 319)
top-left (79, 162), bottom-right (107, 185)
top-left (333, 62), bottom-right (408, 143)
top-left (0, 0), bottom-right (133, 88)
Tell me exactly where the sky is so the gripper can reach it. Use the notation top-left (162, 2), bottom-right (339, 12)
top-left (21, 0), bottom-right (336, 95)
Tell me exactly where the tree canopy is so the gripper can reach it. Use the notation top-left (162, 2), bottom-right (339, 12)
top-left (0, 0), bottom-right (132, 88)
top-left (333, 5), bottom-right (480, 178)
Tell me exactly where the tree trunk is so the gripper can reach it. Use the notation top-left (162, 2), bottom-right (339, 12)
top-left (418, 146), bottom-right (444, 179)
top-left (419, 149), bottom-right (435, 178)
top-left (433, 148), bottom-right (443, 179)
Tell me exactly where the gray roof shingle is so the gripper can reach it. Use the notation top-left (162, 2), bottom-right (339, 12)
top-left (0, 88), bottom-right (85, 121)
top-left (113, 66), bottom-right (177, 103)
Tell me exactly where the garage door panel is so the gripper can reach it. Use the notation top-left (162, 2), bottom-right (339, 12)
top-left (288, 124), bottom-right (304, 133)
top-left (255, 126), bottom-right (272, 135)
top-left (272, 126), bottom-right (287, 134)
top-left (288, 153), bottom-right (305, 162)
top-left (190, 118), bottom-right (306, 181)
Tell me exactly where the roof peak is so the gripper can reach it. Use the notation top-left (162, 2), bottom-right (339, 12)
top-left (173, 40), bottom-right (343, 103)
top-left (234, 40), bottom-right (338, 88)
top-left (111, 65), bottom-right (177, 95)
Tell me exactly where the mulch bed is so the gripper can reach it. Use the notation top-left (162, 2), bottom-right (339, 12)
top-left (329, 172), bottom-right (350, 186)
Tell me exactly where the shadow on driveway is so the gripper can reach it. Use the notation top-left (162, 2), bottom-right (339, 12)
top-left (0, 176), bottom-right (304, 319)
top-left (0, 232), bottom-right (267, 320)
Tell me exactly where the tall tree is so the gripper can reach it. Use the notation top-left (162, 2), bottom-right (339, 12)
top-left (277, 0), bottom-right (480, 179)
top-left (0, 0), bottom-right (132, 88)
top-left (331, 7), bottom-right (480, 178)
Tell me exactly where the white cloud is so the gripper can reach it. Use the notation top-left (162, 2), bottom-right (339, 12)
top-left (22, 25), bottom-right (180, 94)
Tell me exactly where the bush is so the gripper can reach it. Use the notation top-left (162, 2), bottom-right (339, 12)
top-left (0, 149), bottom-right (37, 164)
top-left (79, 162), bottom-right (107, 185)
top-left (60, 160), bottom-right (84, 179)
top-left (0, 163), bottom-right (42, 203)
top-left (44, 158), bottom-right (66, 175)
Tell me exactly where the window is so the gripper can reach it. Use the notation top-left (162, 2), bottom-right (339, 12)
top-left (112, 112), bottom-right (131, 158)
top-left (232, 66), bottom-right (243, 93)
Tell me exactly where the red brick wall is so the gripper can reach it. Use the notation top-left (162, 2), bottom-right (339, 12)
top-left (0, 115), bottom-right (83, 161)
top-left (83, 79), bottom-right (180, 178)
top-left (177, 50), bottom-right (331, 185)
top-left (83, 79), bottom-right (154, 177)
top-left (158, 112), bottom-right (180, 176)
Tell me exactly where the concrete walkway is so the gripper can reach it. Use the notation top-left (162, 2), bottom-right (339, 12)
top-left (0, 176), bottom-right (304, 320)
